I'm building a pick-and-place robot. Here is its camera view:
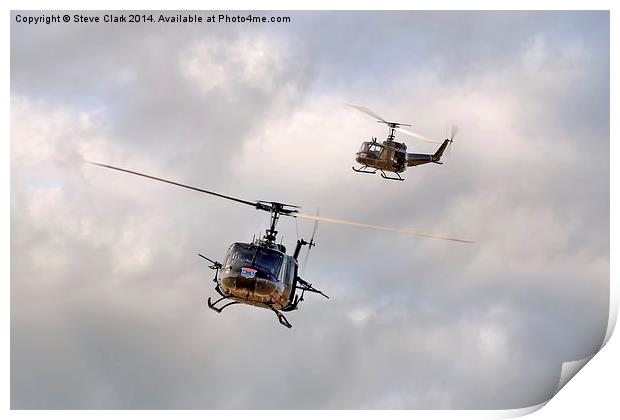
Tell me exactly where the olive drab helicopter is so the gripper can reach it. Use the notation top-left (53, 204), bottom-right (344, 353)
top-left (89, 162), bottom-right (472, 328)
top-left (350, 105), bottom-right (457, 181)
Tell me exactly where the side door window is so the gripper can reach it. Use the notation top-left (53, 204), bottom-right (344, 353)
top-left (224, 246), bottom-right (233, 269)
top-left (278, 258), bottom-right (288, 284)
top-left (285, 257), bottom-right (295, 287)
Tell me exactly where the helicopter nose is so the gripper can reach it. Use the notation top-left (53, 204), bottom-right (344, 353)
top-left (223, 276), bottom-right (279, 298)
top-left (253, 278), bottom-right (278, 297)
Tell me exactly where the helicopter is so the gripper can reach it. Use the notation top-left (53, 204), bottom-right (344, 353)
top-left (350, 105), bottom-right (457, 181)
top-left (89, 162), bottom-right (472, 328)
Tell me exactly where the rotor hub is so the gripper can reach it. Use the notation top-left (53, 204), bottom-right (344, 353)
top-left (256, 201), bottom-right (299, 244)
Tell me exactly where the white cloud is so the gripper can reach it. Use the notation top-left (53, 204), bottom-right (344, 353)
top-left (347, 307), bottom-right (375, 326)
top-left (179, 35), bottom-right (288, 94)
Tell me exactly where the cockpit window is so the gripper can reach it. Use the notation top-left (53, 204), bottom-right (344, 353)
top-left (277, 257), bottom-right (296, 286)
top-left (254, 249), bottom-right (283, 277)
top-left (228, 244), bottom-right (284, 277)
top-left (229, 244), bottom-right (254, 266)
top-left (360, 143), bottom-right (384, 152)
top-left (359, 143), bottom-right (383, 156)
top-left (287, 258), bottom-right (296, 284)
top-left (278, 258), bottom-right (288, 282)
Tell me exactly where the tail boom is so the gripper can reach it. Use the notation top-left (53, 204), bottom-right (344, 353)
top-left (406, 139), bottom-right (451, 167)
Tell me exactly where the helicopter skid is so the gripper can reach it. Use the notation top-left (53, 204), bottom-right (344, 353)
top-left (207, 293), bottom-right (293, 328)
top-left (352, 165), bottom-right (377, 174)
top-left (380, 170), bottom-right (404, 181)
top-left (273, 308), bottom-right (293, 328)
top-left (207, 295), bottom-right (240, 313)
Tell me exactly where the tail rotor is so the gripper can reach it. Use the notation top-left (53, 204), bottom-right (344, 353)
top-left (301, 209), bottom-right (319, 276)
top-left (445, 124), bottom-right (458, 160)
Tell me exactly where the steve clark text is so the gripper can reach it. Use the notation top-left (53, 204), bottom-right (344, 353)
top-left (14, 13), bottom-right (291, 25)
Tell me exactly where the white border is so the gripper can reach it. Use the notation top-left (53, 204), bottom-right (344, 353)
top-left (4, 1), bottom-right (617, 418)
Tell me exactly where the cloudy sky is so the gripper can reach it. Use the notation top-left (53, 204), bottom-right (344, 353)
top-left (11, 11), bottom-right (609, 409)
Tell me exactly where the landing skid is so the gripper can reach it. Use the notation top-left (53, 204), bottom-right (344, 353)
top-left (352, 165), bottom-right (377, 174)
top-left (269, 306), bottom-right (293, 328)
top-left (380, 170), bottom-right (404, 181)
top-left (207, 294), bottom-right (293, 328)
top-left (206, 284), bottom-right (294, 329)
top-left (352, 165), bottom-right (404, 181)
top-left (207, 294), bottom-right (240, 313)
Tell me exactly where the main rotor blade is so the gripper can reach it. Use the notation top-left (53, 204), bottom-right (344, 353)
top-left (88, 162), bottom-right (258, 208)
top-left (395, 127), bottom-right (443, 144)
top-left (296, 213), bottom-right (473, 244)
top-left (350, 104), bottom-right (442, 144)
top-left (348, 104), bottom-right (388, 124)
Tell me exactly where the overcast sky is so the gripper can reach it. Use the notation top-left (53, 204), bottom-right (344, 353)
top-left (11, 10), bottom-right (609, 409)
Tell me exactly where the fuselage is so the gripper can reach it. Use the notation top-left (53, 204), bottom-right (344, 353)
top-left (217, 242), bottom-right (297, 311)
top-left (355, 141), bottom-right (407, 173)
top-left (355, 138), bottom-right (450, 171)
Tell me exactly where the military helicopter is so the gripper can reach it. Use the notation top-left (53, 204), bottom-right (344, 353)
top-left (89, 162), bottom-right (472, 328)
top-left (350, 105), bottom-right (457, 181)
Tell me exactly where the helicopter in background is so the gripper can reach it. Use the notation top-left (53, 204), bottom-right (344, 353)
top-left (350, 105), bottom-right (457, 181)
top-left (89, 162), bottom-right (472, 328)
